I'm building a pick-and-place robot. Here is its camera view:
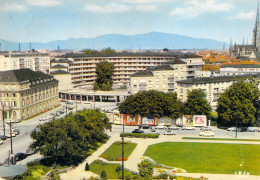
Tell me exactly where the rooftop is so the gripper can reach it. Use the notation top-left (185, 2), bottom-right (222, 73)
top-left (221, 64), bottom-right (260, 68)
top-left (162, 58), bottom-right (187, 65)
top-left (178, 73), bottom-right (260, 84)
top-left (51, 70), bottom-right (70, 75)
top-left (51, 64), bottom-right (67, 68)
top-left (131, 71), bottom-right (153, 77)
top-left (148, 64), bottom-right (174, 71)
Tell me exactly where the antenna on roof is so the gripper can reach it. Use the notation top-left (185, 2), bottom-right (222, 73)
top-left (242, 38), bottom-right (245, 45)
top-left (58, 45), bottom-right (60, 51)
top-left (29, 42), bottom-right (32, 51)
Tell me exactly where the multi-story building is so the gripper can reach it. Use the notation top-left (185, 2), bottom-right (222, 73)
top-left (0, 51), bottom-right (51, 74)
top-left (219, 64), bottom-right (260, 76)
top-left (130, 59), bottom-right (187, 94)
top-left (51, 53), bottom-right (176, 89)
top-left (179, 57), bottom-right (204, 78)
top-left (0, 69), bottom-right (59, 121)
top-left (176, 74), bottom-right (260, 109)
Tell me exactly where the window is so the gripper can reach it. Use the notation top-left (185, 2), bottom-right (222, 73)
top-left (12, 93), bottom-right (16, 97)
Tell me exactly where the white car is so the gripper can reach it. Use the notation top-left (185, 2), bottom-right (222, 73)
top-left (0, 139), bottom-right (3, 145)
top-left (163, 130), bottom-right (176, 135)
top-left (199, 131), bottom-right (214, 137)
top-left (155, 125), bottom-right (167, 130)
top-left (182, 126), bottom-right (195, 130)
top-left (168, 125), bottom-right (180, 130)
top-left (6, 132), bottom-right (16, 138)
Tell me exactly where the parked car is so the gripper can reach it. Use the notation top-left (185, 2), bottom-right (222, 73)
top-left (155, 125), bottom-right (167, 130)
top-left (227, 127), bottom-right (242, 132)
top-left (14, 152), bottom-right (27, 161)
top-left (12, 129), bottom-right (20, 135)
top-left (182, 126), bottom-right (195, 130)
top-left (6, 132), bottom-right (16, 138)
top-left (0, 135), bottom-right (7, 140)
top-left (246, 127), bottom-right (259, 132)
top-left (67, 101), bottom-right (73, 105)
top-left (168, 125), bottom-right (180, 130)
top-left (0, 139), bottom-right (3, 145)
top-left (132, 129), bottom-right (144, 133)
top-left (139, 124), bottom-right (150, 129)
top-left (150, 128), bottom-right (156, 132)
top-left (163, 130), bottom-right (176, 135)
top-left (199, 131), bottom-right (214, 137)
top-left (67, 106), bottom-right (73, 110)
top-left (200, 126), bottom-right (211, 131)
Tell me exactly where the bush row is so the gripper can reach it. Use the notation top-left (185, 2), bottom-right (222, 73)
top-left (120, 133), bottom-right (159, 138)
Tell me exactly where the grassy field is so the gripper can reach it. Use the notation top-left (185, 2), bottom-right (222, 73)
top-left (183, 137), bottom-right (260, 142)
top-left (100, 141), bottom-right (137, 161)
top-left (89, 160), bottom-right (133, 179)
top-left (144, 142), bottom-right (260, 175)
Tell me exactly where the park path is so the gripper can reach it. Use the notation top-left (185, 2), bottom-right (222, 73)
top-left (60, 133), bottom-right (260, 180)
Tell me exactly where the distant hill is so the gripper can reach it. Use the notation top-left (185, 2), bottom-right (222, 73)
top-left (0, 32), bottom-right (225, 51)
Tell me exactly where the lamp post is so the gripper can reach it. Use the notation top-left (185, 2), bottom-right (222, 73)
top-left (6, 120), bottom-right (15, 165)
top-left (121, 117), bottom-right (125, 180)
top-left (235, 117), bottom-right (238, 139)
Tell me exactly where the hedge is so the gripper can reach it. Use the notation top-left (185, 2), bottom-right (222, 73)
top-left (120, 133), bottom-right (159, 138)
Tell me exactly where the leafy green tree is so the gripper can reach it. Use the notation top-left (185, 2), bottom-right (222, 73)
top-left (184, 89), bottom-right (212, 117)
top-left (93, 81), bottom-right (99, 90)
top-left (118, 90), bottom-right (182, 119)
top-left (101, 47), bottom-right (116, 54)
top-left (83, 49), bottom-right (99, 54)
top-left (217, 81), bottom-right (260, 127)
top-left (101, 82), bottom-right (111, 91)
top-left (30, 109), bottom-right (111, 165)
top-left (101, 170), bottom-right (107, 180)
top-left (95, 61), bottom-right (114, 90)
top-left (48, 165), bottom-right (60, 180)
top-left (138, 159), bottom-right (154, 178)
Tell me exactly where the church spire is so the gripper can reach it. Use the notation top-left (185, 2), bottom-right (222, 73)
top-left (253, 1), bottom-right (259, 46)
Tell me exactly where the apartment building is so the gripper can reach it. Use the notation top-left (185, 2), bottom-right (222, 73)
top-left (176, 74), bottom-right (260, 109)
top-left (219, 64), bottom-right (260, 76)
top-left (130, 59), bottom-right (187, 94)
top-left (0, 51), bottom-right (51, 74)
top-left (180, 57), bottom-right (204, 78)
top-left (0, 69), bottom-right (59, 121)
top-left (51, 53), bottom-right (175, 89)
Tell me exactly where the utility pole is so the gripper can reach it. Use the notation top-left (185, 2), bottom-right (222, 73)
top-left (122, 118), bottom-right (125, 180)
top-left (235, 117), bottom-right (238, 139)
top-left (6, 120), bottom-right (15, 165)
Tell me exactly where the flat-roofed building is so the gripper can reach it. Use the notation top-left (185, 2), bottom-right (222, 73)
top-left (51, 53), bottom-right (176, 89)
top-left (220, 64), bottom-right (260, 76)
top-left (176, 74), bottom-right (260, 109)
top-left (0, 69), bottom-right (59, 121)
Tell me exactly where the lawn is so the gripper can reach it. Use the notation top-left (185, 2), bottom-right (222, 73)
top-left (144, 142), bottom-right (260, 175)
top-left (182, 137), bottom-right (260, 142)
top-left (89, 160), bottom-right (133, 179)
top-left (100, 141), bottom-right (137, 161)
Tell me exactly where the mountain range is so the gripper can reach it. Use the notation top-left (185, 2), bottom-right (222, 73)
top-left (0, 32), bottom-right (225, 51)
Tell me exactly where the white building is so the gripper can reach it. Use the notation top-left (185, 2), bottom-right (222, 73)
top-left (220, 64), bottom-right (260, 76)
top-left (0, 51), bottom-right (51, 74)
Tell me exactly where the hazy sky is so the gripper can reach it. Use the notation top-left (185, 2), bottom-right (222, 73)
top-left (0, 0), bottom-right (258, 43)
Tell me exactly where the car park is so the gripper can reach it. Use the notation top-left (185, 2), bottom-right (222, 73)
top-left (163, 129), bottom-right (176, 135)
top-left (200, 126), bottom-right (211, 131)
top-left (168, 125), bottom-right (180, 130)
top-left (182, 126), bottom-right (195, 130)
top-left (246, 127), bottom-right (259, 132)
top-left (199, 131), bottom-right (214, 137)
top-left (132, 129), bottom-right (144, 133)
top-left (155, 125), bottom-right (167, 130)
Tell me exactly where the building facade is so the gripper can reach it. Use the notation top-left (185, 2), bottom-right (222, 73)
top-left (51, 53), bottom-right (176, 89)
top-left (176, 74), bottom-right (260, 109)
top-left (0, 52), bottom-right (51, 74)
top-left (219, 64), bottom-right (260, 76)
top-left (0, 69), bottom-right (59, 121)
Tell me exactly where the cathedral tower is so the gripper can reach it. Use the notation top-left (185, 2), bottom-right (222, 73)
top-left (253, 2), bottom-right (260, 50)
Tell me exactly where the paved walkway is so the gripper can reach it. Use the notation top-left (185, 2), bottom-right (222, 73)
top-left (60, 133), bottom-right (260, 180)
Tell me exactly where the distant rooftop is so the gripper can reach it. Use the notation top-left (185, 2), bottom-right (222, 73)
top-left (51, 70), bottom-right (70, 75)
top-left (162, 58), bottom-right (187, 65)
top-left (178, 73), bottom-right (260, 84)
top-left (51, 64), bottom-right (67, 68)
top-left (148, 65), bottom-right (174, 71)
top-left (221, 64), bottom-right (260, 68)
top-left (51, 59), bottom-right (73, 63)
top-left (131, 71), bottom-right (153, 77)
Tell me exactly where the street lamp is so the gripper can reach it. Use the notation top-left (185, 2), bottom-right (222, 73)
top-left (2, 103), bottom-right (6, 136)
top-left (6, 120), bottom-right (15, 165)
top-left (121, 117), bottom-right (125, 180)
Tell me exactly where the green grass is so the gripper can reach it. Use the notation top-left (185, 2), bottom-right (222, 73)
top-left (89, 160), bottom-right (133, 179)
top-left (183, 137), bottom-right (260, 142)
top-left (144, 142), bottom-right (260, 175)
top-left (100, 141), bottom-right (137, 161)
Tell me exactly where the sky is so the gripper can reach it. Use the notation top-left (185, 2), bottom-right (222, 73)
top-left (0, 0), bottom-right (259, 44)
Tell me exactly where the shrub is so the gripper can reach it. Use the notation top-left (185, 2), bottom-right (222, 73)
top-left (120, 133), bottom-right (159, 138)
top-left (138, 159), bottom-right (154, 178)
top-left (101, 170), bottom-right (107, 180)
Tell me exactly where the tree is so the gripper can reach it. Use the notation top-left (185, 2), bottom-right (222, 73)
top-left (93, 81), bottom-right (99, 90)
top-left (217, 81), bottom-right (260, 127)
top-left (101, 170), bottom-right (107, 180)
top-left (183, 89), bottom-right (212, 118)
top-left (83, 49), bottom-right (99, 54)
top-left (138, 159), bottom-right (154, 178)
top-left (118, 90), bottom-right (183, 119)
top-left (101, 47), bottom-right (116, 54)
top-left (48, 164), bottom-right (60, 180)
top-left (30, 109), bottom-right (111, 165)
top-left (95, 61), bottom-right (114, 90)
